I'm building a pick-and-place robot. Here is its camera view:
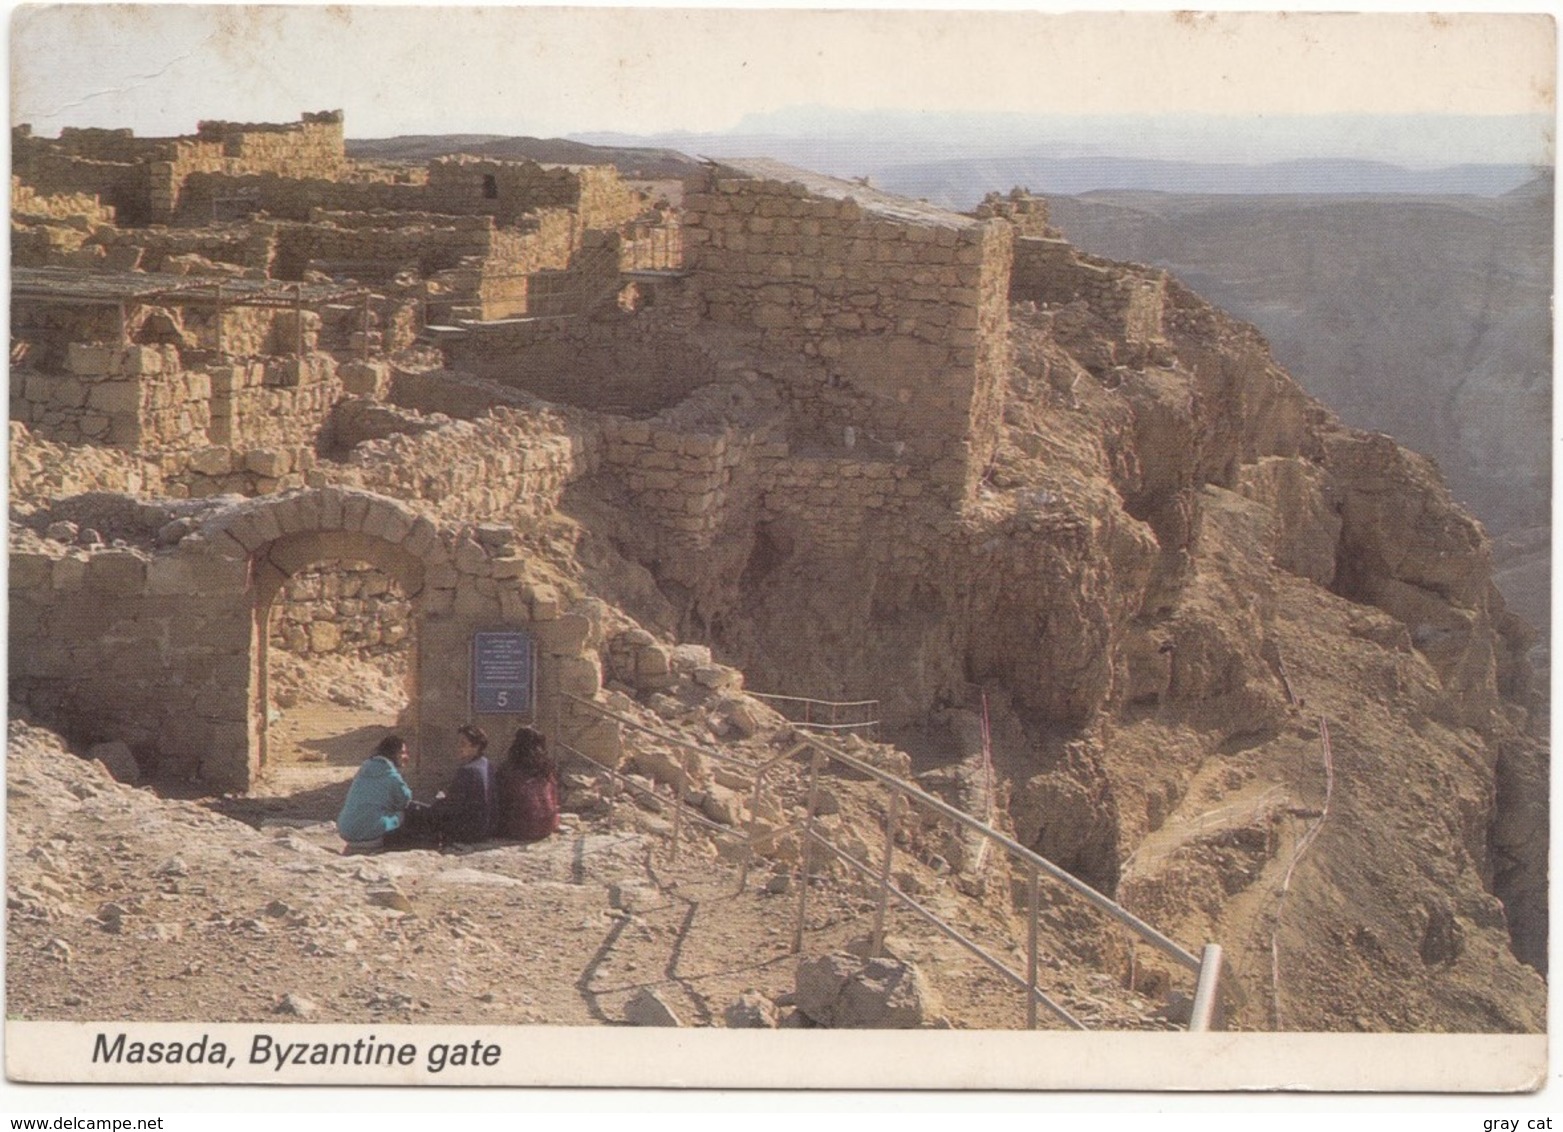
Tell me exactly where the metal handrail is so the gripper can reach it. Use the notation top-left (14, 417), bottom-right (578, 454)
top-left (793, 733), bottom-right (1203, 973)
top-left (748, 691), bottom-right (881, 739)
top-left (560, 693), bottom-right (1225, 1030)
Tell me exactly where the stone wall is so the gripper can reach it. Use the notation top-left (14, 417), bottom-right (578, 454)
top-left (423, 158), bottom-right (642, 230)
top-left (16, 112), bottom-right (348, 223)
top-left (10, 345), bottom-right (204, 449)
top-left (9, 488), bottom-right (609, 789)
top-left (1012, 237), bottom-right (1167, 347)
top-left (438, 298), bottom-right (715, 415)
top-left (971, 189), bottom-right (1054, 237)
top-left (14, 152), bottom-right (152, 223)
top-left (11, 348), bottom-right (345, 498)
top-left (12, 178), bottom-right (117, 226)
top-left (269, 560), bottom-right (413, 661)
top-left (339, 401), bottom-right (598, 520)
top-left (178, 171), bottom-right (426, 224)
top-left (682, 160), bottom-right (1013, 498)
top-left (9, 529), bottom-right (254, 782)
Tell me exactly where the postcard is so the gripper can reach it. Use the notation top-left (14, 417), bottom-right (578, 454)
top-left (5, 4), bottom-right (1553, 1102)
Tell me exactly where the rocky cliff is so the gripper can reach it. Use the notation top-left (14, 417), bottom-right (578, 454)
top-left (568, 250), bottom-right (1546, 1031)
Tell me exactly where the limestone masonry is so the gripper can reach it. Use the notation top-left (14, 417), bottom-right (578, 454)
top-left (8, 113), bottom-right (1547, 1033)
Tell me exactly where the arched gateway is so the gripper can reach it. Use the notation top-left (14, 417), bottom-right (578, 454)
top-left (9, 487), bottom-right (610, 792)
top-left (207, 487), bottom-right (608, 790)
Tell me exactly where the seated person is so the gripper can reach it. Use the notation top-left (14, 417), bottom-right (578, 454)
top-left (336, 734), bottom-right (414, 851)
top-left (495, 726), bottom-right (560, 843)
top-left (429, 724), bottom-right (496, 844)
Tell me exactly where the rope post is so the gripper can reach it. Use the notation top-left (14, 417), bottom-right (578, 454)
top-left (792, 746), bottom-right (824, 954)
top-left (870, 791), bottom-right (900, 957)
top-left (117, 301), bottom-right (128, 348)
top-left (1027, 865), bottom-right (1040, 1030)
top-left (1189, 942), bottom-right (1224, 1032)
top-left (738, 767), bottom-right (767, 894)
top-left (293, 282), bottom-right (304, 359)
top-left (214, 282), bottom-right (225, 360)
top-left (360, 292), bottom-right (371, 361)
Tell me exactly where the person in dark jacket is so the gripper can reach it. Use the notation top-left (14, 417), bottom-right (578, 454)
top-left (337, 734), bottom-right (414, 850)
top-left (495, 726), bottom-right (560, 843)
top-left (430, 724), bottom-right (495, 844)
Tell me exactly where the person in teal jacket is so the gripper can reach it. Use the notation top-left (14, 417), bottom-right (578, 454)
top-left (336, 734), bottom-right (414, 848)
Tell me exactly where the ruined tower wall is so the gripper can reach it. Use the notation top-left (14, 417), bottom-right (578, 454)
top-left (423, 159), bottom-right (642, 230)
top-left (16, 113), bottom-right (348, 222)
top-left (1011, 237), bottom-right (1167, 346)
top-left (681, 169), bottom-right (1013, 497)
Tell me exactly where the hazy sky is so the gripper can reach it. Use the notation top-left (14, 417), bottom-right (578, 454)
top-left (8, 5), bottom-right (1557, 157)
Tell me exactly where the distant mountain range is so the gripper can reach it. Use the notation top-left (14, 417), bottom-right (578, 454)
top-left (868, 156), bottom-right (1540, 205)
top-left (570, 107), bottom-right (1551, 200)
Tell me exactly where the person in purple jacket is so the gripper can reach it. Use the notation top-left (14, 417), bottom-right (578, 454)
top-left (429, 724), bottom-right (495, 844)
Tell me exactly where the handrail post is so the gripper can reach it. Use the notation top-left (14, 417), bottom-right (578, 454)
top-left (792, 747), bottom-right (824, 953)
top-left (738, 767), bottom-right (767, 894)
top-left (669, 754), bottom-right (686, 862)
top-left (1027, 865), bottom-right (1040, 1030)
top-left (1188, 943), bottom-right (1223, 1031)
top-left (870, 790), bottom-right (900, 956)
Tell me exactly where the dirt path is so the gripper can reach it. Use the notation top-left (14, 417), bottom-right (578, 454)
top-left (250, 702), bottom-right (401, 820)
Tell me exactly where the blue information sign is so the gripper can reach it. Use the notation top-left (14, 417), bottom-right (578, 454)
top-left (471, 630), bottom-right (535, 715)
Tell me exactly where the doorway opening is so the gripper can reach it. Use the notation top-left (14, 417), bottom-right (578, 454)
top-left (255, 557), bottom-right (418, 817)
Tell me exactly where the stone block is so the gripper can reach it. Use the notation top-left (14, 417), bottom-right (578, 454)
top-left (86, 550), bottom-right (146, 594)
top-left (87, 740), bottom-right (142, 786)
top-left (208, 364), bottom-right (244, 395)
top-left (556, 655), bottom-right (603, 699)
top-left (187, 446), bottom-right (233, 476)
top-left (120, 345), bottom-right (164, 376)
top-left (453, 584), bottom-right (499, 620)
top-left (341, 494), bottom-right (372, 532)
top-left (245, 448), bottom-right (292, 478)
top-left (526, 583), bottom-right (560, 621)
top-left (403, 517), bottom-right (440, 559)
top-left (86, 381), bottom-right (140, 416)
top-left (51, 554), bottom-right (88, 591)
top-left (226, 506), bottom-right (283, 552)
top-left (65, 343), bottom-right (120, 377)
top-left (145, 556), bottom-right (198, 596)
top-left (498, 586), bottom-right (530, 623)
top-left (338, 360), bottom-right (386, 395)
top-left (10, 549), bottom-right (54, 590)
top-left (536, 613), bottom-right (591, 654)
top-left (491, 553), bottom-right (527, 580)
top-left (362, 503), bottom-right (413, 545)
top-left (453, 538), bottom-right (488, 575)
top-left (49, 377), bottom-right (87, 408)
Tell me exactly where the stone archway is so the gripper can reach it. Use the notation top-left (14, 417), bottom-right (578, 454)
top-left (189, 486), bottom-right (606, 792)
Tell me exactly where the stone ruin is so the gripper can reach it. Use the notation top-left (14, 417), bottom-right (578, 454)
top-left (8, 112), bottom-right (1178, 793)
